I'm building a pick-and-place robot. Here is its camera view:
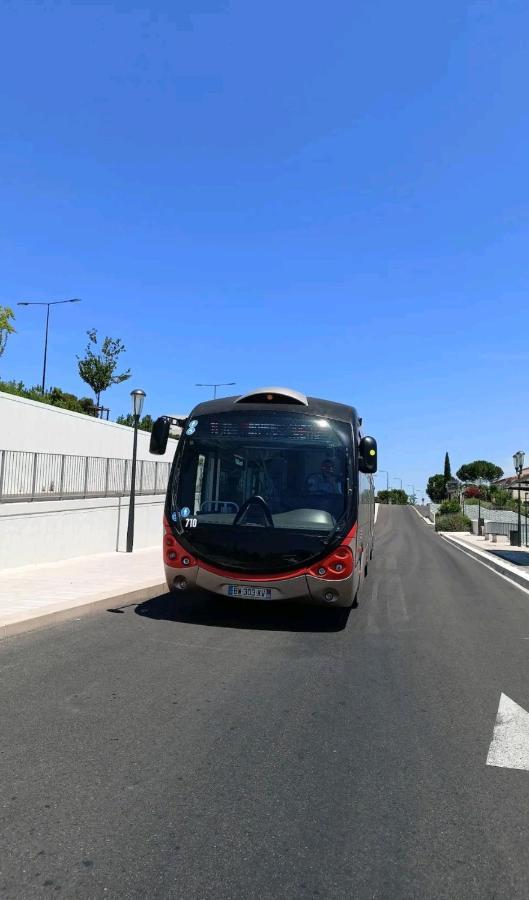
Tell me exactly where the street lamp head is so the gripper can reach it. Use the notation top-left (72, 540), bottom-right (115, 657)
top-left (17, 298), bottom-right (81, 306)
top-left (513, 450), bottom-right (525, 474)
top-left (130, 388), bottom-right (146, 419)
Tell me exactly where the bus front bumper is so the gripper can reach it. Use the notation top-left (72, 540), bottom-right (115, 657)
top-left (164, 564), bottom-right (355, 607)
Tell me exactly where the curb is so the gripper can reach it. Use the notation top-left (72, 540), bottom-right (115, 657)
top-left (412, 505), bottom-right (434, 525)
top-left (439, 534), bottom-right (529, 593)
top-left (0, 581), bottom-right (168, 641)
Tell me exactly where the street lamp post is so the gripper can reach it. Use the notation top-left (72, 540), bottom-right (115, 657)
top-left (196, 382), bottom-right (236, 399)
top-left (513, 450), bottom-right (525, 548)
top-left (407, 484), bottom-right (416, 505)
top-left (17, 299), bottom-right (81, 393)
top-left (377, 469), bottom-right (389, 493)
top-left (126, 389), bottom-right (146, 553)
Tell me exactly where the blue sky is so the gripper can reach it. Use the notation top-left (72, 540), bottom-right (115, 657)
top-left (1, 0), bottom-right (528, 496)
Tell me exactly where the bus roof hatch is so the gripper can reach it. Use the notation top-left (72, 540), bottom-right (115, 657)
top-left (234, 387), bottom-right (309, 406)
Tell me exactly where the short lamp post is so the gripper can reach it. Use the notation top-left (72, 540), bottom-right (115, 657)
top-left (126, 389), bottom-right (146, 553)
top-left (513, 450), bottom-right (525, 548)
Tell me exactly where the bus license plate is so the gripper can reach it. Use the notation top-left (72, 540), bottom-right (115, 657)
top-left (227, 585), bottom-right (272, 600)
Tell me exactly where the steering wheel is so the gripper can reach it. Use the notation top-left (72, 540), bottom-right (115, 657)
top-left (233, 495), bottom-right (275, 528)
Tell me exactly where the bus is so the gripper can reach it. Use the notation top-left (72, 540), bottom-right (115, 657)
top-left (150, 387), bottom-right (377, 608)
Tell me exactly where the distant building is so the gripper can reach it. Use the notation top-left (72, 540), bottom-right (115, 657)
top-left (493, 468), bottom-right (529, 503)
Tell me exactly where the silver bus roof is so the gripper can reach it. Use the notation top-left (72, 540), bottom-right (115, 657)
top-left (234, 387), bottom-right (309, 406)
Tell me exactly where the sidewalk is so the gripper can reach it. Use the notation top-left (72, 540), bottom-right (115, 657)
top-left (0, 547), bottom-right (167, 639)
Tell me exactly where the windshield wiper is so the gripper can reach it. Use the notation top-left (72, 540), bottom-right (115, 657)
top-left (322, 511), bottom-right (349, 546)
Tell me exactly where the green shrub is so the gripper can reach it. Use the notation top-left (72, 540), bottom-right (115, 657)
top-left (435, 513), bottom-right (473, 533)
top-left (439, 499), bottom-right (461, 515)
top-left (0, 379), bottom-right (97, 417)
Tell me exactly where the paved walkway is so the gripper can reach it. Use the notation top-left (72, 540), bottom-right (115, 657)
top-left (0, 547), bottom-right (166, 638)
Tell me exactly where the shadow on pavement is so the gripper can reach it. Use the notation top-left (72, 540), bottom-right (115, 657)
top-left (133, 591), bottom-right (350, 633)
top-left (487, 549), bottom-right (529, 567)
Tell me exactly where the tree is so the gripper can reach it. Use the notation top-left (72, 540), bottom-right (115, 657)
top-left (426, 473), bottom-right (447, 502)
top-left (489, 488), bottom-right (512, 509)
top-left (376, 489), bottom-right (408, 505)
top-left (456, 460), bottom-right (504, 483)
top-left (116, 413), bottom-right (154, 432)
top-left (444, 452), bottom-right (451, 482)
top-left (77, 329), bottom-right (131, 409)
top-left (0, 306), bottom-right (15, 359)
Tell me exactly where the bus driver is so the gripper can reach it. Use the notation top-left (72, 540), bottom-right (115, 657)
top-left (307, 459), bottom-right (343, 494)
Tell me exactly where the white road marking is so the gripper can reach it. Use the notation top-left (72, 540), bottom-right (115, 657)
top-left (411, 505), bottom-right (434, 525)
top-left (439, 536), bottom-right (529, 599)
top-left (487, 693), bottom-right (529, 770)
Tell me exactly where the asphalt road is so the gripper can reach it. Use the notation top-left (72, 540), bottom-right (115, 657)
top-left (3, 506), bottom-right (529, 898)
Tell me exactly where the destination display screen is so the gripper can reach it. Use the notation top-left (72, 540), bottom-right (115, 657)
top-left (200, 416), bottom-right (347, 446)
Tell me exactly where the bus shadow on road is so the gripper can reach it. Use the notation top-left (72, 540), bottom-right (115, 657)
top-left (133, 591), bottom-right (350, 633)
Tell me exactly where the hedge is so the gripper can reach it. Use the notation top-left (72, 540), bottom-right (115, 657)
top-left (435, 513), bottom-right (473, 533)
top-left (0, 379), bottom-right (96, 416)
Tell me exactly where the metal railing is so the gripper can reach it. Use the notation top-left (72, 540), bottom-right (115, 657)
top-left (0, 449), bottom-right (171, 503)
top-left (483, 521), bottom-right (529, 545)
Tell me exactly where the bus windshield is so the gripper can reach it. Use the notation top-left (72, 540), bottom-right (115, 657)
top-left (169, 411), bottom-right (354, 572)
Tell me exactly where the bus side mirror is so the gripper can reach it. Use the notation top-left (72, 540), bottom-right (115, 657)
top-left (359, 436), bottom-right (377, 474)
top-left (150, 417), bottom-right (170, 455)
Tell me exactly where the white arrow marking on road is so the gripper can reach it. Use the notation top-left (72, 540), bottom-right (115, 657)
top-left (487, 693), bottom-right (529, 770)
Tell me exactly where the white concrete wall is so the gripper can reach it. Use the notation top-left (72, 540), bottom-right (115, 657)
top-left (0, 390), bottom-right (178, 461)
top-left (0, 494), bottom-right (165, 569)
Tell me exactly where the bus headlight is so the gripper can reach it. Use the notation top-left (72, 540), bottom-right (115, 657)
top-left (309, 545), bottom-right (353, 580)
